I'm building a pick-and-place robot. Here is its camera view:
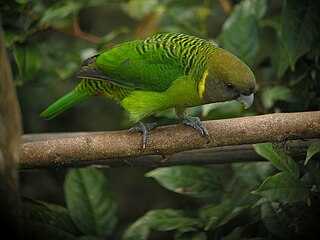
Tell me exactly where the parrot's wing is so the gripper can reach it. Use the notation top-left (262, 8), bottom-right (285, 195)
top-left (77, 40), bottom-right (186, 92)
top-left (77, 67), bottom-right (136, 89)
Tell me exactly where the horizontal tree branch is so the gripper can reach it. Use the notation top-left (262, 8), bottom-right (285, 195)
top-left (19, 111), bottom-right (320, 169)
top-left (24, 140), bottom-right (314, 168)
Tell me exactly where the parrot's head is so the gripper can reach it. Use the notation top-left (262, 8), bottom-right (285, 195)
top-left (201, 48), bottom-right (256, 109)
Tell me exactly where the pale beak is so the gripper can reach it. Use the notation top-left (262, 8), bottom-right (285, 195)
top-left (237, 93), bottom-right (254, 109)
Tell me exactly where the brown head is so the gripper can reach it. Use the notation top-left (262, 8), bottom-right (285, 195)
top-left (200, 48), bottom-right (256, 108)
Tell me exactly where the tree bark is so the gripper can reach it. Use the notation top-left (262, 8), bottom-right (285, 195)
top-left (0, 19), bottom-right (23, 237)
top-left (19, 111), bottom-right (320, 169)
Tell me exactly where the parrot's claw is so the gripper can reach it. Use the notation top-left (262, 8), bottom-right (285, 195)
top-left (129, 122), bottom-right (157, 151)
top-left (180, 115), bottom-right (210, 139)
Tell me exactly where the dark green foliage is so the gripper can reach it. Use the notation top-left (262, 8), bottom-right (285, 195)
top-left (123, 209), bottom-right (201, 240)
top-left (3, 0), bottom-right (320, 239)
top-left (272, 0), bottom-right (320, 78)
top-left (22, 197), bottom-right (79, 238)
top-left (64, 168), bottom-right (117, 238)
top-left (221, 0), bottom-right (265, 67)
top-left (123, 143), bottom-right (320, 239)
top-left (254, 143), bottom-right (299, 177)
top-left (146, 166), bottom-right (222, 198)
top-left (21, 142), bottom-right (320, 239)
top-left (13, 42), bottom-right (42, 85)
top-left (22, 168), bottom-right (117, 240)
top-left (305, 141), bottom-right (320, 165)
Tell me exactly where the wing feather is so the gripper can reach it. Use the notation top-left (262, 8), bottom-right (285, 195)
top-left (94, 39), bottom-right (184, 92)
top-left (77, 33), bottom-right (214, 92)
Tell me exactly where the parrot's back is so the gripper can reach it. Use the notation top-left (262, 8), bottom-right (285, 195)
top-left (93, 33), bottom-right (216, 92)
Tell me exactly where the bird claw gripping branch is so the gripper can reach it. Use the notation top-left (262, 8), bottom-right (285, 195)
top-left (129, 122), bottom-right (157, 151)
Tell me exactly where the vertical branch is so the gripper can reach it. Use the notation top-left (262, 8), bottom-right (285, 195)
top-left (0, 18), bottom-right (23, 237)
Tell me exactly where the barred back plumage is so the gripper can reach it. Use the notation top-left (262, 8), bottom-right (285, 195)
top-left (138, 33), bottom-right (217, 79)
top-left (75, 33), bottom-right (218, 101)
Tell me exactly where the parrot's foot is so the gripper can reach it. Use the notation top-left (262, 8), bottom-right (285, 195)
top-left (179, 115), bottom-right (210, 139)
top-left (129, 122), bottom-right (157, 151)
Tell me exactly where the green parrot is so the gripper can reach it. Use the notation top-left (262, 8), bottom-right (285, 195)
top-left (41, 33), bottom-right (256, 149)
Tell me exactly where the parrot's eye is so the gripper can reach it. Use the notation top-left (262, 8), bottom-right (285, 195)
top-left (226, 83), bottom-right (234, 90)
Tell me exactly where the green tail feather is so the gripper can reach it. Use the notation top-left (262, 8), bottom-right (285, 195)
top-left (40, 91), bottom-right (91, 120)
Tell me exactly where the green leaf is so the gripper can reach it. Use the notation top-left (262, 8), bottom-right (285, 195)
top-left (271, 35), bottom-right (291, 78)
top-left (22, 197), bottom-right (78, 235)
top-left (121, 0), bottom-right (160, 20)
top-left (226, 161), bottom-right (269, 210)
top-left (251, 197), bottom-right (271, 208)
top-left (123, 209), bottom-right (200, 240)
top-left (300, 169), bottom-right (320, 199)
top-left (305, 141), bottom-right (320, 165)
top-left (259, 15), bottom-right (281, 30)
top-left (251, 0), bottom-right (269, 20)
top-left (174, 229), bottom-right (207, 240)
top-left (199, 201), bottom-right (232, 231)
top-left (221, 0), bottom-right (260, 67)
top-left (260, 202), bottom-right (296, 238)
top-left (145, 209), bottom-right (200, 231)
top-left (281, 0), bottom-right (320, 69)
top-left (4, 26), bottom-right (26, 47)
top-left (40, 1), bottom-right (82, 27)
top-left (260, 86), bottom-right (297, 109)
top-left (199, 200), bottom-right (249, 231)
top-left (272, 0), bottom-right (320, 77)
top-left (146, 166), bottom-right (222, 198)
top-left (122, 219), bottom-right (149, 240)
top-left (233, 162), bottom-right (274, 188)
top-left (253, 143), bottom-right (299, 177)
top-left (13, 42), bottom-right (42, 84)
top-left (64, 168), bottom-right (117, 238)
top-left (252, 172), bottom-right (308, 203)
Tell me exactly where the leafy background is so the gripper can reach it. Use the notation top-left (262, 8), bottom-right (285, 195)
top-left (2, 0), bottom-right (320, 239)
